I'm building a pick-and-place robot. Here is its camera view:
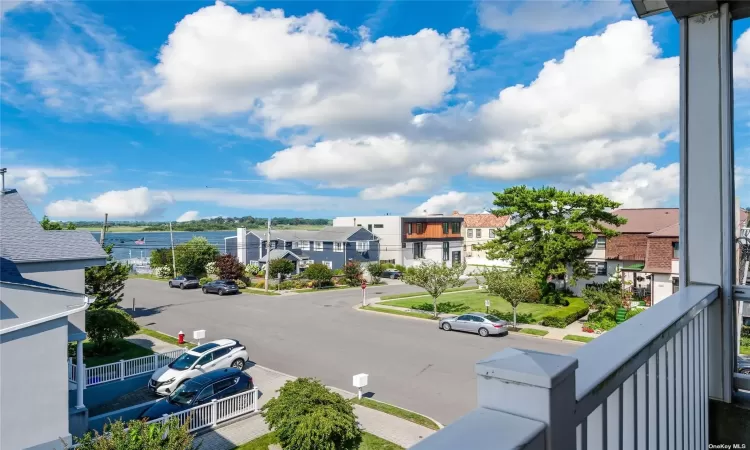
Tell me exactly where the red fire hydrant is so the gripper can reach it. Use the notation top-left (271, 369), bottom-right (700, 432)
top-left (178, 331), bottom-right (185, 344)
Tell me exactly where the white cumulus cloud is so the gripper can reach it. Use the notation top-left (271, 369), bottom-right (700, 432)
top-left (579, 162), bottom-right (679, 208)
top-left (408, 191), bottom-right (492, 216)
top-left (45, 187), bottom-right (174, 219)
top-left (5, 166), bottom-right (88, 201)
top-left (176, 210), bottom-right (201, 222)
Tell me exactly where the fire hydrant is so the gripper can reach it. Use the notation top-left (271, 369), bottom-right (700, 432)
top-left (178, 330), bottom-right (185, 344)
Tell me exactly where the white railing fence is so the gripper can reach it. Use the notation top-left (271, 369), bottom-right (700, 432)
top-left (412, 285), bottom-right (718, 450)
top-left (68, 349), bottom-right (186, 388)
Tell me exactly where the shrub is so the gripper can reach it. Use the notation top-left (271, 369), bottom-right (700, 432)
top-left (394, 264), bottom-right (407, 273)
top-left (70, 417), bottom-right (193, 450)
top-left (253, 281), bottom-right (266, 289)
top-left (305, 263), bottom-right (334, 288)
top-left (262, 378), bottom-right (362, 450)
top-left (539, 297), bottom-right (589, 328)
top-left (332, 268), bottom-right (344, 276)
top-left (742, 325), bottom-right (750, 338)
top-left (234, 279), bottom-right (247, 289)
top-left (245, 263), bottom-right (261, 276)
top-left (626, 307), bottom-right (644, 320)
top-left (149, 248), bottom-right (173, 270)
top-left (342, 261), bottom-right (363, 286)
top-left (205, 261), bottom-right (219, 276)
top-left (582, 287), bottom-right (622, 311)
top-left (367, 262), bottom-right (385, 283)
top-left (215, 254), bottom-right (245, 280)
top-left (278, 281), bottom-right (295, 290)
top-left (413, 301), bottom-right (470, 314)
top-left (152, 265), bottom-right (172, 279)
top-left (488, 309), bottom-right (535, 324)
top-left (174, 236), bottom-right (219, 277)
top-left (199, 277), bottom-right (211, 286)
top-left (269, 258), bottom-right (296, 278)
top-left (85, 309), bottom-right (139, 353)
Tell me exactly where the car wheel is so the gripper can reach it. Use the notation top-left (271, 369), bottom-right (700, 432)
top-left (441, 322), bottom-right (451, 331)
top-left (218, 289), bottom-right (225, 296)
top-left (202, 288), bottom-right (208, 294)
top-left (478, 327), bottom-right (489, 337)
top-left (231, 358), bottom-right (245, 370)
top-left (169, 282), bottom-right (173, 288)
top-left (180, 283), bottom-right (185, 290)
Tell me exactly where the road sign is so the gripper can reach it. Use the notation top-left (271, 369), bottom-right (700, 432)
top-left (484, 299), bottom-right (490, 307)
top-left (361, 281), bottom-right (367, 289)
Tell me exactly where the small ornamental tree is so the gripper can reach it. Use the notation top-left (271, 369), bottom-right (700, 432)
top-left (215, 254), bottom-right (245, 280)
top-left (85, 308), bottom-right (139, 353)
top-left (69, 417), bottom-right (194, 450)
top-left (402, 261), bottom-right (467, 317)
top-left (269, 258), bottom-right (296, 279)
top-left (85, 244), bottom-right (131, 310)
top-left (305, 263), bottom-right (333, 288)
top-left (262, 378), bottom-right (362, 450)
top-left (367, 262), bottom-right (385, 284)
top-left (482, 268), bottom-right (540, 329)
top-left (342, 261), bottom-right (363, 286)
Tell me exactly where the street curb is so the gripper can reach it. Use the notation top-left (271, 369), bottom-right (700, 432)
top-left (355, 398), bottom-right (444, 430)
top-left (354, 304), bottom-right (439, 322)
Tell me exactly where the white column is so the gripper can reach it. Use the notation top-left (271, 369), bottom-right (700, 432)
top-left (76, 339), bottom-right (85, 408)
top-left (679, 4), bottom-right (735, 402)
top-left (236, 227), bottom-right (247, 264)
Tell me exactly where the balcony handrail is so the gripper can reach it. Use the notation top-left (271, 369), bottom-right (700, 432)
top-left (573, 284), bottom-right (718, 422)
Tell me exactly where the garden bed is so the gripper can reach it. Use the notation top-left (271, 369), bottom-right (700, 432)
top-left (70, 339), bottom-right (154, 367)
top-left (360, 306), bottom-right (437, 320)
top-left (563, 335), bottom-right (595, 343)
top-left (235, 431), bottom-right (403, 450)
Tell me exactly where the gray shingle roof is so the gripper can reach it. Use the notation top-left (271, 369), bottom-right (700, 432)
top-left (249, 227), bottom-right (376, 243)
top-left (259, 249), bottom-right (308, 262)
top-left (0, 191), bottom-right (108, 264)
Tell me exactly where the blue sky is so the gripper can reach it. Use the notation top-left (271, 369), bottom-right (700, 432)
top-left (2, 1), bottom-right (750, 221)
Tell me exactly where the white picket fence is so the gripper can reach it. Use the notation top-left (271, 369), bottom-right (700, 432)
top-left (69, 349), bottom-right (187, 388)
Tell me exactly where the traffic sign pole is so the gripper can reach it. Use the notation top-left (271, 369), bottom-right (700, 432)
top-left (362, 281), bottom-right (367, 307)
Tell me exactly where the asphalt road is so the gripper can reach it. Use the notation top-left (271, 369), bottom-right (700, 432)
top-left (122, 279), bottom-right (579, 424)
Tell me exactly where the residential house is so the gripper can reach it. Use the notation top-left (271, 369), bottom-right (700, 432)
top-left (643, 222), bottom-right (680, 302)
top-left (225, 226), bottom-right (380, 271)
top-left (332, 215), bottom-right (402, 264)
top-left (462, 212), bottom-right (512, 270)
top-left (402, 214), bottom-right (464, 268)
top-left (0, 189), bottom-right (107, 449)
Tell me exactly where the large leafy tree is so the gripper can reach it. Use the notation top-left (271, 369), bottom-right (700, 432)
top-left (262, 378), bottom-right (362, 450)
top-left (40, 215), bottom-right (76, 230)
top-left (174, 237), bottom-right (219, 277)
top-left (149, 248), bottom-right (173, 269)
top-left (269, 258), bottom-right (296, 279)
top-left (479, 186), bottom-right (626, 293)
top-left (402, 261), bottom-right (467, 317)
top-left (481, 268), bottom-right (540, 329)
top-left (85, 244), bottom-right (131, 310)
top-left (215, 254), bottom-right (245, 280)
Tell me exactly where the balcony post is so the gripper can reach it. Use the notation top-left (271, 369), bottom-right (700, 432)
top-left (679, 3), bottom-right (735, 402)
top-left (76, 339), bottom-right (85, 408)
top-left (474, 349), bottom-right (578, 450)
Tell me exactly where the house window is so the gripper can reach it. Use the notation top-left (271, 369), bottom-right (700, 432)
top-left (476, 229), bottom-right (482, 239)
top-left (413, 242), bottom-right (424, 259)
top-left (356, 241), bottom-right (370, 252)
top-left (323, 261), bottom-right (333, 269)
top-left (401, 242), bottom-right (406, 248)
top-left (451, 222), bottom-right (460, 234)
top-left (443, 222), bottom-right (449, 234)
top-left (672, 277), bottom-right (680, 294)
top-left (587, 261), bottom-right (607, 276)
top-left (292, 241), bottom-right (299, 249)
top-left (333, 242), bottom-right (344, 252)
top-left (374, 224), bottom-right (384, 228)
top-left (368, 224), bottom-right (373, 232)
top-left (407, 223), bottom-right (413, 234)
top-left (300, 241), bottom-right (310, 251)
top-left (314, 241), bottom-right (323, 251)
top-left (307, 260), bottom-right (314, 265)
top-left (489, 229), bottom-right (495, 238)
top-left (467, 229), bottom-right (473, 238)
top-left (416, 223), bottom-right (425, 234)
top-left (442, 242), bottom-right (449, 261)
top-left (270, 241), bottom-right (277, 250)
top-left (595, 237), bottom-right (606, 248)
top-left (672, 241), bottom-right (679, 259)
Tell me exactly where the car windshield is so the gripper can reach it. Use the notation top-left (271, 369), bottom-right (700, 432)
top-left (168, 383), bottom-right (198, 406)
top-left (185, 276), bottom-right (198, 280)
top-left (485, 315), bottom-right (502, 322)
top-left (169, 352), bottom-right (199, 370)
top-left (224, 280), bottom-right (237, 285)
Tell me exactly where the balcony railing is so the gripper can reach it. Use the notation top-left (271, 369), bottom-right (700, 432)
top-left (412, 284), bottom-right (718, 450)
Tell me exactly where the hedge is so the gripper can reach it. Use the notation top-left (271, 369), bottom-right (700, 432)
top-left (488, 310), bottom-right (535, 324)
top-left (539, 297), bottom-right (590, 328)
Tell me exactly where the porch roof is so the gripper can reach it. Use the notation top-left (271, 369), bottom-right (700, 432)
top-left (621, 263), bottom-right (645, 271)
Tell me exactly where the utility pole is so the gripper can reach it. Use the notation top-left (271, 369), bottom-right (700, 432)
top-left (99, 213), bottom-right (108, 246)
top-left (264, 217), bottom-right (271, 292)
top-left (169, 222), bottom-right (177, 278)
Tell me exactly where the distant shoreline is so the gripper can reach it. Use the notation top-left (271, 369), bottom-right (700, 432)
top-left (80, 226), bottom-right (326, 233)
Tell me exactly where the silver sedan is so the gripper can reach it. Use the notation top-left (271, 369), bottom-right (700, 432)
top-left (439, 313), bottom-right (509, 337)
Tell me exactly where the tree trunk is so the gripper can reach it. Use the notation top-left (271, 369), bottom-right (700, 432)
top-left (433, 297), bottom-right (438, 318)
top-left (513, 305), bottom-right (517, 330)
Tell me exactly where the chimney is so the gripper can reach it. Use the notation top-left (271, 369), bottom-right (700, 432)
top-left (452, 210), bottom-right (459, 216)
top-left (236, 227), bottom-right (247, 264)
top-left (0, 168), bottom-right (6, 192)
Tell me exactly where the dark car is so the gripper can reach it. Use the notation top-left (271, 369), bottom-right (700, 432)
top-left (202, 280), bottom-right (239, 296)
top-left (140, 368), bottom-right (253, 420)
top-left (382, 269), bottom-right (402, 279)
top-left (169, 275), bottom-right (199, 289)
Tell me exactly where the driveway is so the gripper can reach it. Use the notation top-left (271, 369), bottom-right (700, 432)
top-left (122, 279), bottom-right (579, 424)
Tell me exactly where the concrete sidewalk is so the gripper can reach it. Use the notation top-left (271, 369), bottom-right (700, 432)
top-left (128, 333), bottom-right (435, 449)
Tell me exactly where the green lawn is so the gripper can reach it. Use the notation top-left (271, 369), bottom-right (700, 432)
top-left (352, 398), bottom-right (440, 430)
top-left (361, 305), bottom-right (437, 320)
top-left (518, 328), bottom-right (548, 337)
top-left (128, 273), bottom-right (168, 281)
top-left (235, 432), bottom-right (402, 450)
top-left (77, 339), bottom-right (154, 366)
top-left (138, 327), bottom-right (197, 349)
top-left (563, 335), bottom-right (595, 343)
top-left (381, 291), bottom-right (558, 320)
top-left (741, 336), bottom-right (750, 355)
top-left (379, 286), bottom-right (478, 301)
top-left (295, 285), bottom-right (355, 293)
top-left (241, 288), bottom-right (281, 296)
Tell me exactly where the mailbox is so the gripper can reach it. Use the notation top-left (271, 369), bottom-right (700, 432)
top-left (353, 373), bottom-right (368, 389)
top-left (193, 330), bottom-right (206, 341)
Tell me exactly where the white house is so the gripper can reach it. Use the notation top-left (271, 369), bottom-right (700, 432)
top-left (462, 212), bottom-right (512, 272)
top-left (332, 215), bottom-right (402, 264)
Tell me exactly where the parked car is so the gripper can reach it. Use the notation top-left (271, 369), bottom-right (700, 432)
top-left (382, 269), bottom-right (402, 279)
top-left (169, 275), bottom-right (199, 289)
top-left (140, 368), bottom-right (253, 420)
top-left (148, 339), bottom-right (248, 395)
top-left (438, 313), bottom-right (508, 337)
top-left (202, 280), bottom-right (239, 295)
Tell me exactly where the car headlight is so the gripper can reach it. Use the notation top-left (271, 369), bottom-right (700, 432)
top-left (163, 377), bottom-right (176, 384)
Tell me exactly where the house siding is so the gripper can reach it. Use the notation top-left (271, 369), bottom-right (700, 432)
top-left (225, 236), bottom-right (238, 259)
top-left (606, 234), bottom-right (649, 261)
top-left (246, 233), bottom-right (263, 262)
top-left (644, 237), bottom-right (679, 273)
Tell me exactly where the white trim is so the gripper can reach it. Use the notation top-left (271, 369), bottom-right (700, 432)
top-left (299, 241), bottom-right (310, 251)
top-left (323, 261), bottom-right (333, 269)
top-left (1, 295), bottom-right (91, 335)
top-left (314, 241), bottom-right (323, 251)
top-left (333, 241), bottom-right (344, 252)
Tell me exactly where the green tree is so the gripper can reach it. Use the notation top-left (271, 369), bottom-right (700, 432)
top-left (478, 186), bottom-right (626, 296)
top-left (215, 254), bottom-right (245, 280)
top-left (269, 258), bottom-right (296, 279)
top-left (402, 261), bottom-right (467, 317)
top-left (305, 263), bottom-right (333, 288)
top-left (149, 248), bottom-right (173, 269)
top-left (69, 417), bottom-right (193, 450)
top-left (85, 244), bottom-right (131, 310)
top-left (262, 378), bottom-right (362, 450)
top-left (40, 215), bottom-right (62, 230)
top-left (481, 268), bottom-right (540, 329)
top-left (66, 222), bottom-right (77, 230)
top-left (174, 237), bottom-right (219, 277)
top-left (367, 261), bottom-right (384, 284)
top-left (85, 308), bottom-right (139, 353)
top-left (341, 261), bottom-right (363, 286)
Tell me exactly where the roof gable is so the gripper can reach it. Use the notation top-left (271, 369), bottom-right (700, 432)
top-left (463, 214), bottom-right (510, 228)
top-left (606, 208), bottom-right (679, 233)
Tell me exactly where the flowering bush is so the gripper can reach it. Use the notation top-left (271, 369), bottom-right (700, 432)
top-left (205, 261), bottom-right (219, 276)
top-left (245, 264), bottom-right (261, 276)
top-left (152, 266), bottom-right (172, 279)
